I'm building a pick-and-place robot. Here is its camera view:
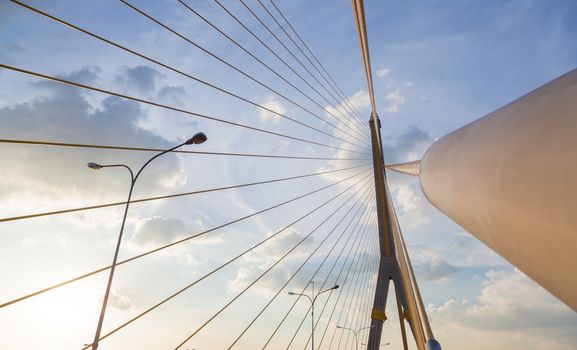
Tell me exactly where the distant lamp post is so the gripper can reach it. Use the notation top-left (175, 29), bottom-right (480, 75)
top-left (361, 341), bottom-right (390, 347)
top-left (337, 325), bottom-right (375, 350)
top-left (288, 282), bottom-right (339, 350)
top-left (88, 132), bottom-right (207, 350)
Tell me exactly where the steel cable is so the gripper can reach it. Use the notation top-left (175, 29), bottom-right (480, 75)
top-left (340, 240), bottom-right (379, 350)
top-left (235, 0), bottom-right (368, 136)
top-left (296, 220), bottom-right (372, 349)
top-left (227, 188), bottom-right (374, 349)
top-left (173, 0), bottom-right (370, 144)
top-left (0, 63), bottom-right (364, 154)
top-left (0, 138), bottom-right (370, 161)
top-left (267, 0), bottom-right (370, 131)
top-left (81, 174), bottom-right (372, 349)
top-left (315, 225), bottom-right (377, 349)
top-left (261, 196), bottom-right (376, 349)
top-left (172, 175), bottom-right (373, 349)
top-left (210, 0), bottom-right (369, 140)
top-left (119, 0), bottom-right (370, 148)
top-left (8, 0), bottom-right (365, 150)
top-left (0, 168), bottom-right (370, 310)
top-left (0, 163), bottom-right (370, 223)
top-left (329, 229), bottom-right (378, 350)
top-left (254, 0), bottom-right (370, 135)
top-left (351, 0), bottom-right (377, 116)
top-left (299, 215), bottom-right (378, 350)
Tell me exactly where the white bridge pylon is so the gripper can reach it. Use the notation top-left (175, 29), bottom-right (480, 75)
top-left (388, 68), bottom-right (577, 313)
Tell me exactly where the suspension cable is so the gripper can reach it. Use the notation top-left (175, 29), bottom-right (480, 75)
top-left (0, 63), bottom-right (364, 154)
top-left (261, 194), bottom-right (376, 349)
top-left (119, 0), bottom-right (370, 147)
top-left (267, 0), bottom-right (370, 129)
top-left (295, 203), bottom-right (378, 350)
top-left (173, 0), bottom-right (370, 143)
top-left (0, 168), bottom-right (370, 310)
top-left (227, 187), bottom-right (374, 349)
top-left (0, 164), bottom-right (370, 223)
top-left (287, 207), bottom-right (376, 350)
top-left (254, 0), bottom-right (370, 134)
top-left (351, 0), bottom-right (377, 116)
top-left (315, 225), bottom-right (376, 349)
top-left (8, 0), bottom-right (365, 150)
top-left (0, 138), bottom-right (370, 161)
top-left (81, 174), bottom-right (372, 349)
top-left (210, 0), bottom-right (369, 139)
top-left (302, 225), bottom-right (377, 350)
top-left (172, 175), bottom-right (373, 350)
top-left (356, 246), bottom-right (380, 347)
top-left (237, 0), bottom-right (361, 130)
top-left (338, 236), bottom-right (379, 350)
top-left (327, 226), bottom-right (378, 350)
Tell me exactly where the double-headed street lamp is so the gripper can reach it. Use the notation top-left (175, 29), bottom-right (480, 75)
top-left (361, 342), bottom-right (390, 347)
top-left (87, 132), bottom-right (207, 350)
top-left (288, 281), bottom-right (339, 350)
top-left (337, 325), bottom-right (375, 350)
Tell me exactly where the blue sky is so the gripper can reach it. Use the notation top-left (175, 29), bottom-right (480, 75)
top-left (1, 0), bottom-right (577, 349)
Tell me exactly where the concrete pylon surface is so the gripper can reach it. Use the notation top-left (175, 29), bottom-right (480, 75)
top-left (419, 68), bottom-right (577, 312)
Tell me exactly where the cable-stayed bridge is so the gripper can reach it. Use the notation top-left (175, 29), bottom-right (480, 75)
top-left (0, 1), bottom-right (576, 349)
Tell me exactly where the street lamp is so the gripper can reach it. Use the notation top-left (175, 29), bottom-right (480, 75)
top-left (288, 282), bottom-right (339, 350)
top-left (337, 325), bottom-right (375, 350)
top-left (361, 342), bottom-right (390, 346)
top-left (87, 132), bottom-right (207, 350)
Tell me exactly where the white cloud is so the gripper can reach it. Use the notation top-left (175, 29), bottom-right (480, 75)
top-left (116, 65), bottom-right (161, 93)
top-left (179, 253), bottom-right (200, 266)
top-left (227, 227), bottom-right (316, 294)
top-left (384, 90), bottom-right (406, 113)
top-left (447, 232), bottom-right (507, 267)
top-left (408, 245), bottom-right (459, 281)
top-left (131, 215), bottom-right (220, 248)
top-left (156, 84), bottom-right (186, 105)
top-left (383, 126), bottom-right (433, 163)
top-left (0, 66), bottom-right (191, 218)
top-left (259, 96), bottom-right (286, 124)
top-left (132, 216), bottom-right (187, 246)
top-left (320, 125), bottom-right (432, 179)
top-left (348, 90), bottom-right (371, 110)
top-left (392, 184), bottom-right (430, 227)
top-left (270, 139), bottom-right (291, 154)
top-left (244, 227), bottom-right (313, 265)
top-left (376, 68), bottom-right (391, 78)
top-left (466, 269), bottom-right (576, 329)
top-left (427, 269), bottom-right (577, 349)
top-left (21, 237), bottom-right (43, 247)
top-left (108, 289), bottom-right (132, 311)
top-left (157, 166), bottom-right (187, 188)
top-left (416, 255), bottom-right (459, 281)
top-left (321, 90), bottom-right (371, 136)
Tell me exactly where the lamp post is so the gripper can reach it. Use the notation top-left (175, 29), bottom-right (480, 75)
top-left (87, 132), bottom-right (207, 350)
top-left (288, 282), bottom-right (339, 350)
top-left (337, 325), bottom-right (375, 350)
top-left (361, 342), bottom-right (390, 347)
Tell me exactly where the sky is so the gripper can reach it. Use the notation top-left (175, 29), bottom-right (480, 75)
top-left (1, 0), bottom-right (577, 349)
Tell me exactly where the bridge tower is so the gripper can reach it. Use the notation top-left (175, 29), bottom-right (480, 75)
top-left (350, 1), bottom-right (442, 349)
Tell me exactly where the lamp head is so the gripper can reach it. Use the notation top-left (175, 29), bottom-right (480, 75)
top-left (288, 292), bottom-right (296, 295)
top-left (333, 284), bottom-right (339, 290)
top-left (337, 325), bottom-right (343, 329)
top-left (186, 132), bottom-right (207, 145)
top-left (87, 162), bottom-right (103, 170)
